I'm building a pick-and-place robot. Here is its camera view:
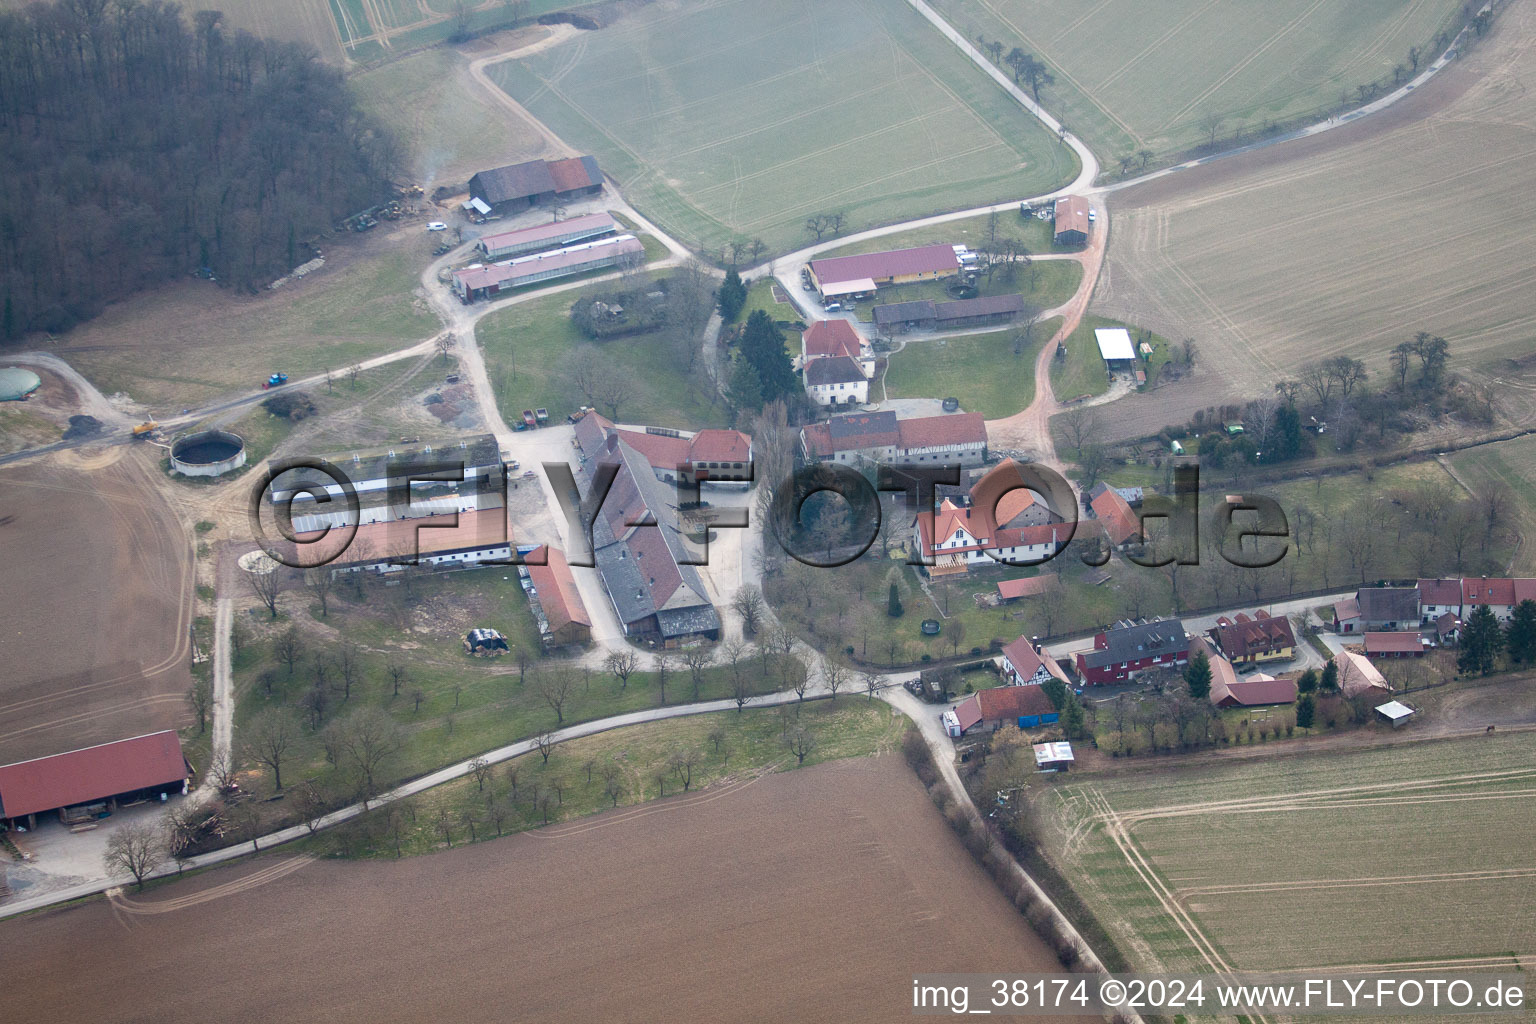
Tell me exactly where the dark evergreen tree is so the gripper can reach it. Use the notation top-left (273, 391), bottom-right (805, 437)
top-left (1505, 599), bottom-right (1536, 665)
top-left (1272, 404), bottom-right (1305, 461)
top-left (727, 357), bottom-right (764, 421)
top-left (1319, 659), bottom-right (1340, 692)
top-left (1061, 696), bottom-right (1087, 739)
top-left (1295, 694), bottom-right (1315, 730)
top-left (1184, 649), bottom-right (1212, 701)
top-left (1458, 604), bottom-right (1503, 675)
top-left (1041, 677), bottom-right (1068, 710)
top-left (717, 268), bottom-right (747, 321)
top-left (1296, 668), bottom-right (1318, 694)
top-left (739, 310), bottom-right (796, 402)
top-left (886, 583), bottom-right (903, 618)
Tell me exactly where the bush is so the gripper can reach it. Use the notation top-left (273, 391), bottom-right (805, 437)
top-left (263, 391), bottom-right (316, 421)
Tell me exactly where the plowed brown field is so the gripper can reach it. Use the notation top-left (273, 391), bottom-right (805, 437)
top-left (1091, 6), bottom-right (1536, 441)
top-left (0, 452), bottom-right (192, 763)
top-left (3, 755), bottom-right (1057, 1023)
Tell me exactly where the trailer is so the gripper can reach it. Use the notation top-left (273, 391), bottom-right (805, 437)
top-left (522, 410), bottom-right (537, 428)
top-left (535, 408), bottom-right (549, 425)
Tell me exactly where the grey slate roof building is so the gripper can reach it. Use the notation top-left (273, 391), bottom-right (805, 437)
top-left (1077, 617), bottom-right (1190, 678)
top-left (1355, 586), bottom-right (1421, 629)
top-left (804, 355), bottom-right (867, 386)
top-left (583, 435), bottom-right (720, 644)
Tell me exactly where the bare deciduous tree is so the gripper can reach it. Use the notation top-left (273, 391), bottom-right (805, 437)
top-left (535, 668), bottom-right (577, 724)
top-left (604, 649), bottom-right (639, 691)
top-left (535, 731), bottom-right (556, 765)
top-left (784, 726), bottom-right (817, 765)
top-left (469, 756), bottom-right (491, 792)
top-left (731, 585), bottom-right (765, 636)
top-left (104, 822), bottom-right (164, 889)
top-left (291, 781), bottom-right (329, 834)
top-left (823, 658), bottom-right (849, 701)
top-left (273, 625), bottom-right (303, 676)
top-left (334, 707), bottom-right (403, 806)
top-left (245, 708), bottom-right (297, 791)
top-left (188, 676), bottom-right (213, 734)
top-left (247, 560), bottom-right (280, 617)
top-left (303, 567), bottom-right (333, 616)
top-left (682, 646), bottom-right (712, 700)
top-left (670, 749), bottom-right (702, 791)
top-left (1060, 404), bottom-right (1102, 459)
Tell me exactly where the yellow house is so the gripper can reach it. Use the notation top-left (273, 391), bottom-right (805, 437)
top-left (1208, 611), bottom-right (1295, 664)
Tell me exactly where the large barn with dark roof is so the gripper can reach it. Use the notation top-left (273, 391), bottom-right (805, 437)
top-left (468, 156), bottom-right (603, 213)
top-left (581, 434), bottom-right (721, 645)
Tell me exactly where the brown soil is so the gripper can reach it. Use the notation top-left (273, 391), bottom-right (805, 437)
top-left (2, 756), bottom-right (1058, 1023)
top-left (1086, 39), bottom-right (1490, 444)
top-left (0, 450), bottom-right (193, 762)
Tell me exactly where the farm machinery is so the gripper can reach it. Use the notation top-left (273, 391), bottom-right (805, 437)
top-left (263, 372), bottom-right (289, 389)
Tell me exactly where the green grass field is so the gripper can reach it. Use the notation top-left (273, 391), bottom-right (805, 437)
top-left (351, 47), bottom-right (550, 183)
top-left (313, 699), bottom-right (907, 857)
top-left (487, 0), bottom-right (1078, 257)
top-left (57, 244), bottom-right (438, 409)
top-left (228, 570), bottom-right (797, 809)
top-left (884, 317), bottom-right (1060, 419)
top-left (936, 0), bottom-right (1464, 162)
top-left (1040, 730), bottom-right (1536, 974)
top-left (1450, 435), bottom-right (1536, 575)
top-left (477, 283), bottom-right (725, 430)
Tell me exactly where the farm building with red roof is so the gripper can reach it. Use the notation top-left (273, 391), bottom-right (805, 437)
top-left (0, 731), bottom-right (189, 828)
top-left (1364, 631), bottom-right (1427, 657)
top-left (946, 684), bottom-right (1060, 736)
top-left (525, 546), bottom-right (592, 648)
top-left (1000, 635), bottom-right (1072, 687)
top-left (799, 410), bottom-right (986, 467)
top-left (912, 459), bottom-right (1071, 576)
top-left (1087, 482), bottom-right (1140, 547)
top-left (1053, 196), bottom-right (1091, 245)
top-left (996, 576), bottom-right (1054, 603)
top-left (808, 243), bottom-right (960, 298)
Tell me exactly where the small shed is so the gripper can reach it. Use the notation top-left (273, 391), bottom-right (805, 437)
top-left (1033, 741), bottom-right (1074, 772)
top-left (1052, 196), bottom-right (1091, 245)
top-left (464, 628), bottom-right (509, 656)
top-left (1094, 327), bottom-right (1136, 372)
top-left (1375, 700), bottom-right (1416, 728)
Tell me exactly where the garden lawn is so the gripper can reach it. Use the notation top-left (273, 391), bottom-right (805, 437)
top-left (884, 318), bottom-right (1059, 419)
top-left (477, 283), bottom-right (724, 430)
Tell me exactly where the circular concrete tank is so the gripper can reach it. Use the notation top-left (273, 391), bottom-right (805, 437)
top-left (171, 429), bottom-right (246, 477)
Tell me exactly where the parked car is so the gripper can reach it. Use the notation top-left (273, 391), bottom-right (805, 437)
top-left (427, 221), bottom-right (447, 231)
top-left (824, 302), bottom-right (842, 312)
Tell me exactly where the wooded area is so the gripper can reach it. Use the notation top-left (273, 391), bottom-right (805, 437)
top-left (0, 0), bottom-right (399, 339)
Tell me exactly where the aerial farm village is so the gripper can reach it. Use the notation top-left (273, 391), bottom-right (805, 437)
top-left (1, 0), bottom-right (1534, 1019)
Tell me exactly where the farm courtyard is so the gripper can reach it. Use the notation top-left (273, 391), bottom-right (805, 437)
top-left (487, 0), bottom-right (1079, 255)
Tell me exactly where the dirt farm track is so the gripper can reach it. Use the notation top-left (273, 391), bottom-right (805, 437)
top-left (0, 451), bottom-right (193, 763)
top-left (2, 756), bottom-right (1057, 1023)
